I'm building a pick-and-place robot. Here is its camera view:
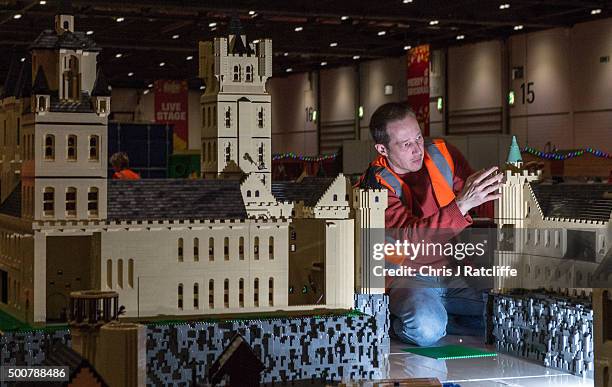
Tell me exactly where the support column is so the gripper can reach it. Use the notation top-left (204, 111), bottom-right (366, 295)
top-left (33, 231), bottom-right (46, 323)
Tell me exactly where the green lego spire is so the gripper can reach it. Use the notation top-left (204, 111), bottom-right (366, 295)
top-left (507, 135), bottom-right (522, 164)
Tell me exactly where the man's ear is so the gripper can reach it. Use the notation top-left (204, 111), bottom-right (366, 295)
top-left (374, 143), bottom-right (388, 157)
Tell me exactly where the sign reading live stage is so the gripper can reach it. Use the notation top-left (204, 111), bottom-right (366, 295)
top-left (154, 80), bottom-right (188, 151)
top-left (406, 45), bottom-right (430, 136)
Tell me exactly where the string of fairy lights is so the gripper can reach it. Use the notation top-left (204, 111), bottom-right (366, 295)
top-left (521, 146), bottom-right (612, 160)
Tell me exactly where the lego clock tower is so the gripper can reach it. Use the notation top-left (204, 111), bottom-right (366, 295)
top-left (199, 19), bottom-right (273, 186)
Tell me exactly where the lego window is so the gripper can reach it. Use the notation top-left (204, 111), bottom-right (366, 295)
top-left (38, 96), bottom-right (47, 112)
top-left (63, 20), bottom-right (69, 30)
top-left (207, 107), bottom-right (211, 127)
top-left (225, 108), bottom-right (231, 128)
top-left (247, 190), bottom-right (252, 197)
top-left (88, 187), bottom-right (99, 217)
top-left (239, 237), bottom-right (244, 260)
top-left (534, 229), bottom-right (540, 245)
top-left (224, 237), bottom-right (229, 260)
top-left (178, 238), bottom-right (184, 262)
top-left (333, 194), bottom-right (338, 201)
top-left (208, 279), bottom-right (214, 308)
top-left (224, 279), bottom-right (229, 308)
top-left (269, 237), bottom-right (274, 260)
top-left (239, 278), bottom-right (244, 307)
top-left (117, 259), bottom-right (124, 288)
top-left (554, 230), bottom-right (560, 248)
top-left (225, 143), bottom-right (231, 162)
top-left (44, 135), bottom-right (55, 160)
top-left (209, 237), bottom-right (214, 261)
top-left (213, 106), bottom-right (217, 126)
top-left (233, 65), bottom-right (240, 81)
top-left (65, 187), bottom-right (76, 217)
top-left (194, 238), bottom-right (199, 261)
top-left (106, 260), bottom-right (112, 288)
top-left (258, 143), bottom-right (264, 166)
top-left (254, 237), bottom-right (260, 260)
top-left (268, 277), bottom-right (274, 306)
top-left (253, 278), bottom-right (259, 307)
top-left (67, 135), bottom-right (77, 161)
top-left (178, 283), bottom-right (183, 309)
top-left (255, 190), bottom-right (260, 197)
top-left (99, 100), bottom-right (107, 113)
top-left (128, 259), bottom-right (134, 288)
top-left (89, 135), bottom-right (99, 161)
top-left (257, 108), bottom-right (264, 128)
top-left (246, 65), bottom-right (253, 82)
top-left (193, 283), bottom-right (199, 309)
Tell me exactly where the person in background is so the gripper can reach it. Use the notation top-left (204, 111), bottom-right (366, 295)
top-left (358, 102), bottom-right (502, 346)
top-left (110, 152), bottom-right (140, 180)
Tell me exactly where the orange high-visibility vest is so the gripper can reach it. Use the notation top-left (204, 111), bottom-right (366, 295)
top-left (358, 139), bottom-right (456, 267)
top-left (113, 169), bottom-right (141, 180)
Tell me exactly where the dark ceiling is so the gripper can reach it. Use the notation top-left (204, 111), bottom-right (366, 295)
top-left (0, 0), bottom-right (609, 89)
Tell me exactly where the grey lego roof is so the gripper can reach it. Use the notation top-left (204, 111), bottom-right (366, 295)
top-left (42, 344), bottom-right (109, 387)
top-left (32, 66), bottom-right (50, 94)
top-left (49, 94), bottom-right (94, 113)
top-left (271, 177), bottom-right (336, 207)
top-left (530, 182), bottom-right (612, 222)
top-left (91, 68), bottom-right (111, 96)
top-left (30, 29), bottom-right (101, 51)
top-left (107, 179), bottom-right (248, 221)
top-left (0, 182), bottom-right (21, 218)
top-left (0, 57), bottom-right (20, 98)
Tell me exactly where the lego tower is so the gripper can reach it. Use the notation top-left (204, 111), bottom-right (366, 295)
top-left (199, 18), bottom-right (273, 186)
top-left (21, 2), bottom-right (110, 222)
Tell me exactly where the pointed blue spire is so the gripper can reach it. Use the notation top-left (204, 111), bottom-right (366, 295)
top-left (507, 135), bottom-right (522, 164)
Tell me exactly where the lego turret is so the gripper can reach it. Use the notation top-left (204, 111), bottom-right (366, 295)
top-left (91, 69), bottom-right (111, 116)
top-left (55, 0), bottom-right (74, 34)
top-left (507, 135), bottom-right (522, 166)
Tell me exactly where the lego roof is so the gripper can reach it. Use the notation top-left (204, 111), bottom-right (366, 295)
top-left (41, 344), bottom-right (109, 387)
top-left (530, 182), bottom-right (612, 222)
top-left (30, 30), bottom-right (101, 51)
top-left (271, 177), bottom-right (335, 207)
top-left (49, 95), bottom-right (95, 113)
top-left (0, 183), bottom-right (21, 218)
top-left (107, 179), bottom-right (248, 221)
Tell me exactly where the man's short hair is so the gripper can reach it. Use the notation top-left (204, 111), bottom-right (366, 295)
top-left (369, 103), bottom-right (416, 146)
top-left (110, 152), bottom-right (129, 170)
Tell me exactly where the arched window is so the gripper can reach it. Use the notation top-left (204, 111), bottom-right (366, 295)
top-left (106, 259), bottom-right (112, 288)
top-left (247, 190), bottom-right (252, 197)
top-left (245, 65), bottom-right (253, 82)
top-left (178, 238), bottom-right (184, 262)
top-left (254, 237), bottom-right (259, 260)
top-left (253, 278), bottom-right (259, 307)
top-left (43, 187), bottom-right (55, 216)
top-left (233, 65), bottom-right (240, 81)
top-left (268, 277), bottom-right (274, 306)
top-left (63, 55), bottom-right (79, 100)
top-left (38, 96), bottom-right (47, 112)
top-left (258, 143), bottom-right (264, 165)
top-left (225, 143), bottom-right (231, 162)
top-left (88, 187), bottom-right (99, 217)
top-left (239, 237), bottom-right (244, 260)
top-left (209, 237), bottom-right (214, 261)
top-left (193, 283), bottom-right (199, 309)
top-left (239, 278), bottom-right (244, 307)
top-left (89, 135), bottom-right (99, 161)
top-left (224, 279), bottom-right (229, 308)
top-left (117, 259), bottom-right (124, 288)
top-left (224, 237), bottom-right (229, 260)
top-left (65, 187), bottom-right (77, 217)
top-left (333, 194), bottom-right (338, 201)
top-left (44, 135), bottom-right (55, 160)
top-left (257, 108), bottom-right (264, 128)
top-left (269, 237), bottom-right (274, 260)
top-left (225, 107), bottom-right (231, 128)
top-left (67, 135), bottom-right (77, 160)
top-left (207, 107), bottom-right (211, 127)
top-left (178, 283), bottom-right (183, 309)
top-left (208, 279), bottom-right (214, 308)
top-left (128, 259), bottom-right (134, 288)
top-left (193, 238), bottom-right (199, 261)
top-left (63, 20), bottom-right (69, 30)
top-left (255, 190), bottom-right (260, 197)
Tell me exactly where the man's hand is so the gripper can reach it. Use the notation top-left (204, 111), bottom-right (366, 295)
top-left (456, 166), bottom-right (503, 216)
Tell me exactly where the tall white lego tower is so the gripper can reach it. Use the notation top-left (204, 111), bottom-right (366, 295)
top-left (199, 18), bottom-right (273, 186)
top-left (22, 2), bottom-right (110, 221)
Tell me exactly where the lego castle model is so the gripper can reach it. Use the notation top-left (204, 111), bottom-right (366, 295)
top-left (0, 8), bottom-right (386, 326)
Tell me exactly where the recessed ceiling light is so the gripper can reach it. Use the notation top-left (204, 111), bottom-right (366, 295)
top-left (253, 39), bottom-right (260, 44)
top-left (429, 20), bottom-right (439, 25)
top-left (20, 57), bottom-right (25, 62)
top-left (128, 72), bottom-right (134, 76)
top-left (186, 55), bottom-right (193, 60)
top-left (341, 16), bottom-right (349, 21)
top-left (249, 10), bottom-right (256, 15)
top-left (456, 34), bottom-right (465, 40)
top-left (208, 22), bottom-right (217, 28)
top-left (13, 14), bottom-right (22, 19)
top-left (378, 31), bottom-right (386, 36)
top-left (591, 9), bottom-right (602, 15)
top-left (514, 24), bottom-right (523, 30)
top-left (283, 52), bottom-right (289, 56)
top-left (330, 42), bottom-right (338, 47)
top-left (172, 34), bottom-right (179, 39)
top-left (200, 85), bottom-right (205, 90)
top-left (404, 45), bottom-right (412, 50)
top-left (499, 4), bottom-right (510, 9)
top-left (86, 30), bottom-right (94, 35)
top-left (211, 27), bottom-right (217, 31)
top-left (294, 26), bottom-right (303, 32)
top-left (353, 55), bottom-right (360, 60)
top-left (115, 53), bottom-right (123, 58)
top-left (143, 89), bottom-right (150, 95)
top-left (39, 0), bottom-right (46, 4)
top-left (250, 12), bottom-right (258, 18)
top-left (116, 17), bottom-right (124, 22)
top-left (159, 62), bottom-right (165, 67)
top-left (286, 68), bottom-right (293, 73)
top-left (403, 0), bottom-right (413, 3)
top-left (148, 83), bottom-right (153, 88)
top-left (321, 61), bottom-right (327, 66)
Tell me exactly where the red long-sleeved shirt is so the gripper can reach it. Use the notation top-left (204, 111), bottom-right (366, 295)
top-left (385, 143), bottom-right (490, 268)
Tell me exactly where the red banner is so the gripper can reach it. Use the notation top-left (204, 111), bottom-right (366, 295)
top-left (407, 45), bottom-right (430, 136)
top-left (154, 80), bottom-right (189, 151)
